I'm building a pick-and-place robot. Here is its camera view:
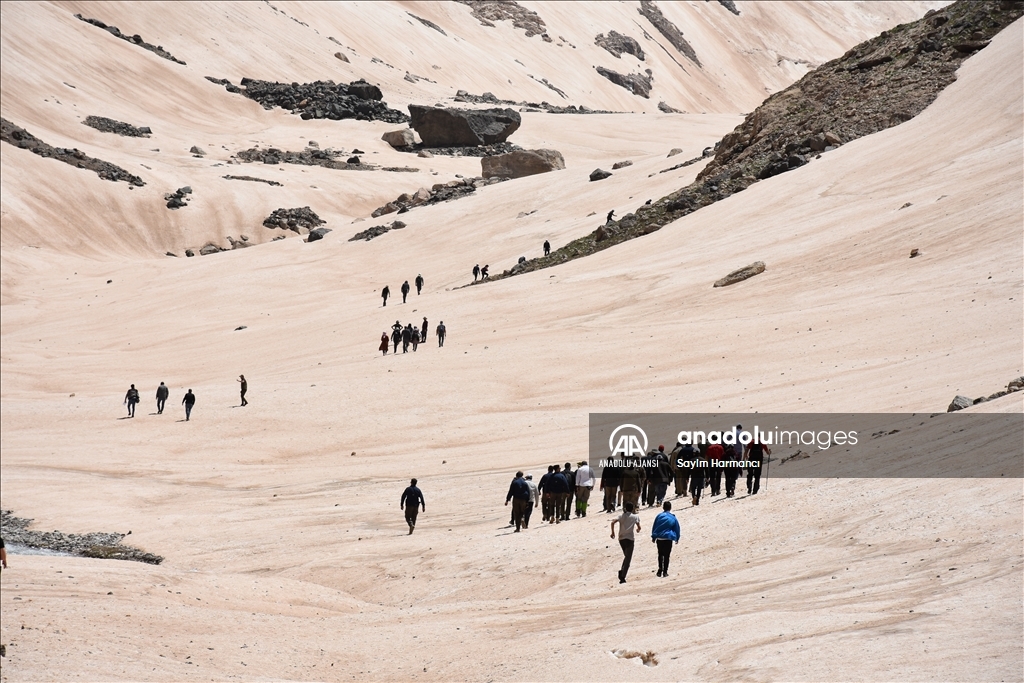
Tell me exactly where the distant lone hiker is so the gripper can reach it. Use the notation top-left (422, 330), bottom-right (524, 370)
top-left (155, 382), bottom-right (169, 414)
top-left (182, 389), bottom-right (195, 421)
top-left (607, 210), bottom-right (615, 223)
top-left (543, 240), bottom-right (550, 256)
top-left (400, 478), bottom-right (425, 534)
top-left (415, 274), bottom-right (424, 295)
top-left (401, 280), bottom-right (410, 303)
top-left (380, 332), bottom-right (390, 356)
top-left (436, 321), bottom-right (446, 347)
top-left (382, 285), bottom-right (390, 307)
top-left (124, 384), bottom-right (140, 417)
top-left (473, 264), bottom-right (480, 282)
top-left (238, 375), bottom-right (248, 407)
top-left (421, 317), bottom-right (428, 342)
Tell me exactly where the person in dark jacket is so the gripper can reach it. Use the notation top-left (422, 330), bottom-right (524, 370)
top-left (619, 458), bottom-right (645, 513)
top-left (182, 389), bottom-right (195, 421)
top-left (543, 239), bottom-right (551, 256)
top-left (411, 327), bottom-right (420, 352)
top-left (538, 465), bottom-right (556, 522)
top-left (654, 447), bottom-right (673, 505)
top-left (401, 280), bottom-right (410, 303)
top-left (745, 441), bottom-right (770, 495)
top-left (124, 384), bottom-right (139, 417)
top-left (723, 445), bottom-right (742, 497)
top-left (402, 324), bottom-right (412, 353)
top-left (689, 456), bottom-right (706, 506)
top-left (381, 285), bottom-right (390, 306)
top-left (549, 466), bottom-right (570, 524)
top-left (238, 374), bottom-right (248, 407)
top-left (473, 264), bottom-right (480, 282)
top-left (379, 332), bottom-right (390, 356)
top-left (707, 443), bottom-right (724, 496)
top-left (401, 478), bottom-right (426, 534)
top-left (601, 461), bottom-right (622, 512)
top-left (421, 317), bottom-right (428, 343)
top-left (415, 274), bottom-right (424, 295)
top-left (436, 321), bottom-right (446, 347)
top-left (651, 501), bottom-right (681, 577)
top-left (505, 471), bottom-right (531, 532)
top-left (670, 442), bottom-right (693, 498)
top-left (155, 382), bottom-right (169, 414)
top-left (560, 463), bottom-right (574, 521)
top-left (391, 322), bottom-right (402, 354)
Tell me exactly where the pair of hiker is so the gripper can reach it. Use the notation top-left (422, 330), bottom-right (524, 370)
top-left (610, 501), bottom-right (680, 583)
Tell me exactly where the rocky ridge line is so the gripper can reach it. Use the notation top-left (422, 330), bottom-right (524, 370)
top-left (455, 0), bottom-right (551, 41)
top-left (74, 14), bottom-right (185, 65)
top-left (638, 0), bottom-right (701, 67)
top-left (481, 0), bottom-right (1023, 284)
top-left (453, 90), bottom-right (621, 115)
top-left (1, 118), bottom-right (145, 186)
top-left (1, 509), bottom-right (163, 564)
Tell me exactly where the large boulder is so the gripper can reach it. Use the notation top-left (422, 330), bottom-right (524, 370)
top-left (481, 149), bottom-right (564, 179)
top-left (306, 227), bottom-right (332, 242)
top-left (348, 79), bottom-right (382, 101)
top-left (947, 395), bottom-right (973, 412)
top-left (589, 168), bottom-right (612, 182)
top-left (381, 128), bottom-right (416, 149)
top-left (408, 105), bottom-right (521, 147)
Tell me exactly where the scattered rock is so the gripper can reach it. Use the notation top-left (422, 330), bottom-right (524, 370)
top-left (74, 14), bottom-right (185, 65)
top-left (370, 176), bottom-right (504, 216)
top-left (199, 243), bottom-right (223, 256)
top-left (236, 146), bottom-right (376, 171)
top-left (713, 261), bottom-right (765, 287)
top-left (612, 649), bottom-right (659, 667)
top-left (453, 90), bottom-right (620, 114)
top-left (910, 248), bottom-right (920, 257)
top-left (1, 118), bottom-right (145, 186)
top-left (263, 207), bottom-right (325, 234)
top-left (667, 148), bottom-right (683, 157)
top-left (408, 105), bottom-right (521, 147)
top-left (408, 12), bottom-right (447, 35)
top-left (382, 128), bottom-right (417, 149)
top-left (334, 52), bottom-right (349, 62)
top-left (714, 0), bottom-right (741, 15)
top-left (166, 251), bottom-right (176, 257)
top-left (349, 220), bottom-right (408, 241)
top-left (185, 249), bottom-right (194, 257)
top-left (417, 149), bottom-right (433, 158)
top-left (1, 510), bottom-right (162, 564)
top-left (235, 326), bottom-right (247, 331)
top-left (658, 102), bottom-right (683, 113)
top-left (306, 227), bottom-right (332, 242)
top-left (590, 168), bottom-right (612, 182)
top-left (189, 145), bottom-right (206, 155)
top-left (83, 116), bottom-right (151, 137)
top-left (611, 160), bottom-right (633, 170)
top-left (164, 187), bottom-right (191, 209)
top-left (595, 67), bottom-right (651, 98)
top-left (481, 149), bottom-right (565, 179)
top-left (595, 30), bottom-right (645, 60)
top-left (947, 395), bottom-right (973, 412)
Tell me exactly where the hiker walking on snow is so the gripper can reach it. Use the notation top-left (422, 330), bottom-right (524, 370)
top-left (611, 502), bottom-right (641, 583)
top-left (182, 389), bottom-right (196, 421)
top-left (381, 285), bottom-right (390, 307)
top-left (400, 478), bottom-right (425, 535)
top-left (415, 274), bottom-right (424, 295)
top-left (124, 384), bottom-right (140, 417)
top-left (401, 281), bottom-right (410, 303)
top-left (155, 382), bottom-right (169, 414)
top-left (651, 501), bottom-right (680, 577)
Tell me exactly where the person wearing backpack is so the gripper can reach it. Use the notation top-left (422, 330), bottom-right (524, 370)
top-left (124, 384), bottom-right (140, 417)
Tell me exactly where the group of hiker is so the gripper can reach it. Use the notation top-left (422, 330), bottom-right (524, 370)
top-left (122, 375), bottom-right (248, 420)
top-left (380, 318), bottom-right (446, 355)
top-left (381, 274), bottom-right (424, 306)
top-left (504, 461), bottom-right (596, 532)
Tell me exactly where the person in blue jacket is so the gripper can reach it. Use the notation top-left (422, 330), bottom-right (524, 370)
top-left (651, 501), bottom-right (680, 577)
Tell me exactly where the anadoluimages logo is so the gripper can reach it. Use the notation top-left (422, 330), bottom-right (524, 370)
top-left (609, 423), bottom-right (648, 458)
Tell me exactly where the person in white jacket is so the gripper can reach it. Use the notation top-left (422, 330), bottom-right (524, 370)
top-left (574, 460), bottom-right (595, 518)
top-left (524, 474), bottom-right (540, 529)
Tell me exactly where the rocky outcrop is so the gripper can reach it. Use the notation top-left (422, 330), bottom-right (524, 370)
top-left (263, 207), bottom-right (325, 234)
top-left (481, 149), bottom-right (564, 179)
top-left (211, 77), bottom-right (407, 124)
top-left (222, 174), bottom-right (282, 186)
top-left (1, 509), bottom-right (162, 564)
top-left (453, 90), bottom-right (621, 114)
top-left (455, 0), bottom-right (550, 40)
top-left (638, 1), bottom-right (701, 67)
top-left (370, 176), bottom-right (506, 217)
top-left (408, 12), bottom-right (446, 35)
top-left (382, 128), bottom-right (417, 149)
top-left (589, 168), bottom-right (612, 182)
top-left (408, 105), bottom-right (521, 147)
top-left (611, 160), bottom-right (633, 170)
top-left (74, 14), bottom-right (185, 65)
top-left (83, 116), bottom-right (151, 137)
top-left (947, 377), bottom-right (1024, 412)
top-left (713, 261), bottom-right (765, 288)
top-left (164, 186), bottom-right (191, 209)
top-left (235, 146), bottom-right (374, 171)
top-left (595, 67), bottom-right (652, 98)
top-left (658, 101), bottom-right (683, 113)
top-left (712, 0), bottom-right (741, 16)
top-left (595, 31), bottom-right (645, 60)
top-left (0, 118), bottom-right (145, 186)
top-left (350, 220), bottom-right (407, 242)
